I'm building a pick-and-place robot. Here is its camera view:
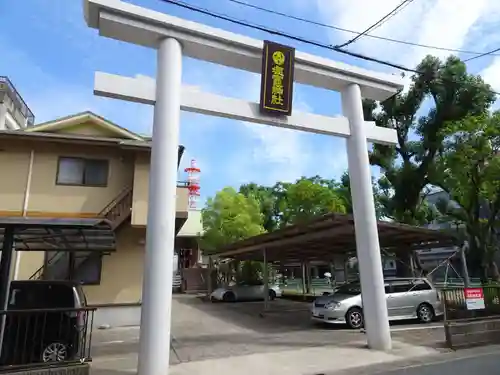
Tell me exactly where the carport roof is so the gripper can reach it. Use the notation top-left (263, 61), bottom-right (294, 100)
top-left (0, 217), bottom-right (116, 252)
top-left (214, 213), bottom-right (458, 262)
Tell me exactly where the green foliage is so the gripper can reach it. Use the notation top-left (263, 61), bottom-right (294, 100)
top-left (238, 183), bottom-right (277, 232)
top-left (336, 171), bottom-right (386, 220)
top-left (432, 113), bottom-right (500, 280)
top-left (281, 177), bottom-right (346, 224)
top-left (239, 261), bottom-right (262, 283)
top-left (364, 55), bottom-right (496, 224)
top-left (240, 176), bottom-right (348, 229)
top-left (201, 187), bottom-right (265, 255)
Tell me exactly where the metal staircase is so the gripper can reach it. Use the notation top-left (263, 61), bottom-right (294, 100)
top-left (29, 187), bottom-right (133, 280)
top-left (29, 252), bottom-right (61, 280)
top-left (98, 187), bottom-right (133, 230)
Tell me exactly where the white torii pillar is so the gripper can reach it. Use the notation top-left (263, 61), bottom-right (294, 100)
top-left (84, 1), bottom-right (403, 373)
top-left (342, 85), bottom-right (391, 349)
top-left (138, 38), bottom-right (182, 375)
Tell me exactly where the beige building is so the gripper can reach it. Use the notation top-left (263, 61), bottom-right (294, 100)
top-left (0, 76), bottom-right (35, 130)
top-left (0, 111), bottom-right (203, 327)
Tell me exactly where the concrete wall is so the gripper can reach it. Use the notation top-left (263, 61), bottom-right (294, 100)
top-left (178, 209), bottom-right (203, 237)
top-left (131, 154), bottom-right (189, 226)
top-left (0, 103), bottom-right (6, 130)
top-left (83, 226), bottom-right (146, 305)
top-left (1, 92), bottom-right (27, 130)
top-left (14, 251), bottom-right (45, 280)
top-left (0, 145), bottom-right (31, 214)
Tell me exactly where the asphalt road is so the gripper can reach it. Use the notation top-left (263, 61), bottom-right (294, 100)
top-left (329, 345), bottom-right (500, 375)
top-left (387, 353), bottom-right (499, 375)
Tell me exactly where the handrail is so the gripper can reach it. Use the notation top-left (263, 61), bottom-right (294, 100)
top-left (98, 186), bottom-right (133, 217)
top-left (29, 251), bottom-right (63, 280)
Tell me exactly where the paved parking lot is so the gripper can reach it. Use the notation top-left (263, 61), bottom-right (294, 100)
top-left (93, 295), bottom-right (362, 363)
top-left (92, 294), bottom-right (447, 366)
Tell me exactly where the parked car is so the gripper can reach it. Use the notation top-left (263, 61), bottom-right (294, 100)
top-left (0, 280), bottom-right (89, 366)
top-left (210, 280), bottom-right (282, 302)
top-left (311, 277), bottom-right (443, 329)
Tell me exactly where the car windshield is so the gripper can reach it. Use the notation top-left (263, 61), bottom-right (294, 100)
top-left (335, 283), bottom-right (361, 295)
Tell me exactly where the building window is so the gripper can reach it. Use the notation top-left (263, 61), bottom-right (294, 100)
top-left (56, 157), bottom-right (109, 187)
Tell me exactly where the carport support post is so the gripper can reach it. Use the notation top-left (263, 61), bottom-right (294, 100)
top-left (137, 37), bottom-right (182, 375)
top-left (301, 262), bottom-right (307, 297)
top-left (0, 225), bottom-right (14, 359)
top-left (342, 84), bottom-right (392, 351)
top-left (263, 248), bottom-right (269, 311)
top-left (460, 244), bottom-right (470, 288)
top-left (343, 257), bottom-right (349, 283)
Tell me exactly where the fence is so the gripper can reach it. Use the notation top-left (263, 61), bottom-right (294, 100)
top-left (433, 277), bottom-right (483, 288)
top-left (441, 285), bottom-right (500, 321)
top-left (0, 307), bottom-right (95, 370)
top-left (280, 278), bottom-right (335, 297)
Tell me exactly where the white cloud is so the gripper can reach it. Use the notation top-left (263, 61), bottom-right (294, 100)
top-left (304, 0), bottom-right (500, 111)
top-left (313, 0), bottom-right (500, 71)
top-left (480, 56), bottom-right (500, 109)
top-left (481, 56), bottom-right (500, 92)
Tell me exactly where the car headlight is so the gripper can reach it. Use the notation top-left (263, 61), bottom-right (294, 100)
top-left (325, 302), bottom-right (341, 310)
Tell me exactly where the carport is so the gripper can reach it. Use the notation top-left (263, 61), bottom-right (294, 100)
top-left (214, 213), bottom-right (458, 311)
top-left (0, 216), bottom-right (116, 356)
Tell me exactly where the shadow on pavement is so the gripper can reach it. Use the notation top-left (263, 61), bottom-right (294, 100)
top-left (91, 295), bottom-right (447, 366)
top-left (174, 294), bottom-right (347, 334)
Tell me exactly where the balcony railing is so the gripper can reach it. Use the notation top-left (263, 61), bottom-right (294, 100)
top-left (0, 76), bottom-right (35, 127)
top-left (0, 307), bottom-right (95, 369)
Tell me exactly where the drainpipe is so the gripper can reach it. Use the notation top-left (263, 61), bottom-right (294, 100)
top-left (12, 149), bottom-right (34, 280)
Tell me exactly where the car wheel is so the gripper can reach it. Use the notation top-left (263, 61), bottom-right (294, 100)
top-left (222, 291), bottom-right (236, 302)
top-left (346, 307), bottom-right (364, 329)
top-left (41, 342), bottom-right (69, 362)
top-left (268, 290), bottom-right (276, 301)
top-left (417, 303), bottom-right (435, 323)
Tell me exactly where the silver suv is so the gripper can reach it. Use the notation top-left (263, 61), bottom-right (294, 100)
top-left (311, 277), bottom-right (443, 329)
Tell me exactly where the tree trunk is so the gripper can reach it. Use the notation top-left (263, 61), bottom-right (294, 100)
top-left (466, 236), bottom-right (484, 279)
top-left (489, 261), bottom-right (500, 282)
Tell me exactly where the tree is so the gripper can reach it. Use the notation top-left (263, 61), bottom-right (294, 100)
top-left (433, 113), bottom-right (500, 281)
top-left (240, 177), bottom-right (347, 229)
top-left (282, 177), bottom-right (346, 225)
top-left (201, 187), bottom-right (265, 255)
top-left (364, 55), bottom-right (496, 225)
top-left (336, 171), bottom-right (386, 220)
top-left (238, 183), bottom-right (277, 232)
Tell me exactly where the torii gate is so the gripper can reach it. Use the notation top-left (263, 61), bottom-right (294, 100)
top-left (84, 0), bottom-right (404, 374)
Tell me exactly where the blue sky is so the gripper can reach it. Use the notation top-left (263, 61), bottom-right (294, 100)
top-left (1, 0), bottom-right (500, 205)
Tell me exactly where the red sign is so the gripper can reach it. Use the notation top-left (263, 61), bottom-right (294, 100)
top-left (465, 288), bottom-right (485, 310)
top-left (465, 288), bottom-right (484, 299)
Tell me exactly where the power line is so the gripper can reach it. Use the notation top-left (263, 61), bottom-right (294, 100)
top-left (336, 0), bottom-right (416, 48)
top-left (157, 0), bottom-right (499, 96)
top-left (463, 46), bottom-right (500, 63)
top-left (225, 0), bottom-right (498, 57)
top-left (158, 0), bottom-right (412, 71)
